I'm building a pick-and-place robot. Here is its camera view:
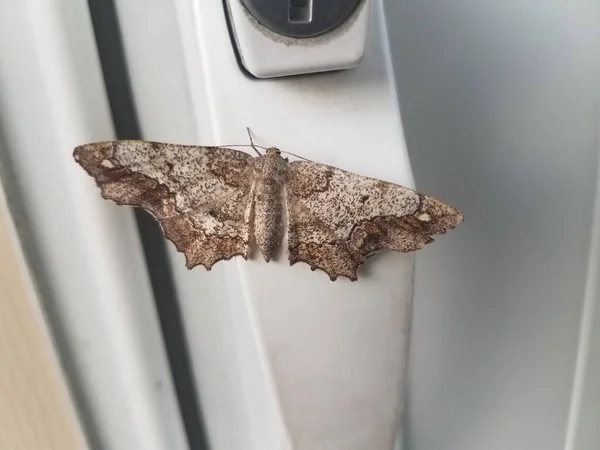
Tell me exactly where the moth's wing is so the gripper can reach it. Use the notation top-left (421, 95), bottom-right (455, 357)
top-left (286, 160), bottom-right (463, 281)
top-left (73, 141), bottom-right (256, 270)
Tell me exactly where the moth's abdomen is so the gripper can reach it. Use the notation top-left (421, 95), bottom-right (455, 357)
top-left (254, 181), bottom-right (284, 263)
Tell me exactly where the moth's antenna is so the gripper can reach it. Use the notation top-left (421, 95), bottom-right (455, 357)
top-left (281, 150), bottom-right (311, 162)
top-left (246, 127), bottom-right (262, 156)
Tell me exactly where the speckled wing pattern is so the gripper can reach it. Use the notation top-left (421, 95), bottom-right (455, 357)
top-left (74, 141), bottom-right (463, 281)
top-left (73, 141), bottom-right (254, 270)
top-left (286, 161), bottom-right (463, 281)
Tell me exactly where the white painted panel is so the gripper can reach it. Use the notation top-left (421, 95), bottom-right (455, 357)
top-left (384, 0), bottom-right (600, 449)
top-left (112, 0), bottom-right (417, 449)
top-left (0, 1), bottom-right (189, 449)
top-left (54, 0), bottom-right (600, 448)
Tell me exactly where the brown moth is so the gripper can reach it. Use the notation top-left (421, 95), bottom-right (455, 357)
top-left (73, 137), bottom-right (463, 281)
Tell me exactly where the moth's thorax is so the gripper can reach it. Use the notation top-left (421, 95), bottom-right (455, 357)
top-left (253, 148), bottom-right (286, 262)
top-left (258, 148), bottom-right (286, 180)
top-left (265, 147), bottom-right (281, 155)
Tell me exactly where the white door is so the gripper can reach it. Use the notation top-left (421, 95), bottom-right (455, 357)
top-left (1, 0), bottom-right (598, 449)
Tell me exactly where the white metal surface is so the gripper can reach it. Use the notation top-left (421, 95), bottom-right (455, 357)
top-left (226, 0), bottom-right (372, 78)
top-left (114, 0), bottom-right (415, 448)
top-left (0, 1), bottom-right (188, 449)
top-left (384, 0), bottom-right (600, 449)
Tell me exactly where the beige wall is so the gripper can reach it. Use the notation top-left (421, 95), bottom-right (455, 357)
top-left (0, 182), bottom-right (88, 450)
